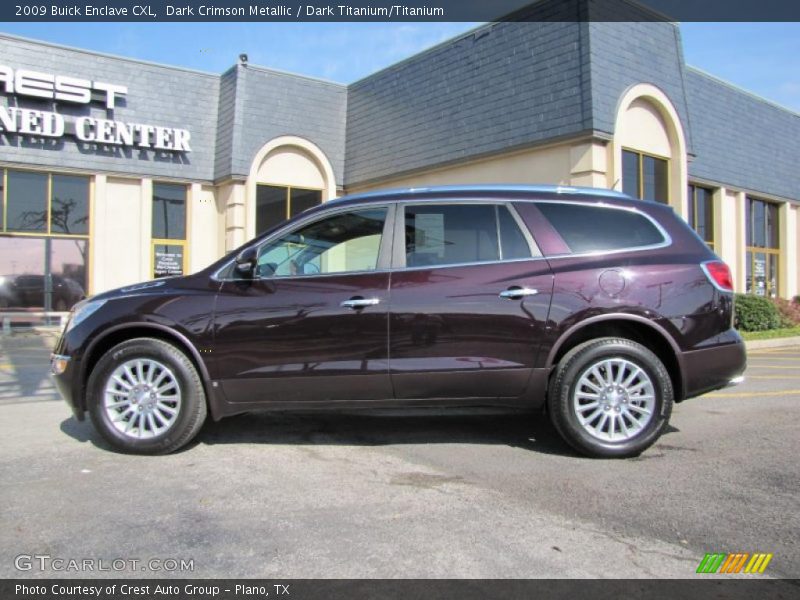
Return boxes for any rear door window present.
[536,203,665,254]
[403,203,535,268]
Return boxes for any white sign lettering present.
[0,64,126,108]
[0,64,191,152]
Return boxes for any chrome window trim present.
[216,267,395,282]
[396,255,550,273]
[212,195,671,280]
[506,202,543,258]
[211,202,393,282]
[494,205,503,260]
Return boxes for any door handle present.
[499,287,539,300]
[341,297,381,309]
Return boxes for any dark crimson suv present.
[51,185,746,457]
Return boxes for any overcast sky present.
[2,22,798,112]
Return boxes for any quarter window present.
[255,208,387,277]
[403,204,533,268]
[622,149,669,204]
[536,203,664,254]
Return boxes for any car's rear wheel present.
[548,337,673,458]
[87,337,207,454]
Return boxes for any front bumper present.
[679,330,747,400]
[50,352,84,420]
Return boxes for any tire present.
[87,337,207,454]
[548,337,673,458]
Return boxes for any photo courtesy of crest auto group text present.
[0,0,798,597]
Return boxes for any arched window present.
[247,136,336,239]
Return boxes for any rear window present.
[536,203,665,254]
[404,204,534,268]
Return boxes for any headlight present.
[66,299,107,332]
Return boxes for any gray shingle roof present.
[685,67,800,200]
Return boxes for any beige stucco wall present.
[346,142,576,194]
[713,188,744,293]
[569,142,609,188]
[188,183,224,273]
[795,205,800,299]
[611,84,688,220]
[782,203,798,298]
[245,137,337,241]
[218,181,247,253]
[92,175,150,293]
[616,98,672,158]
[256,147,327,189]
[92,176,224,294]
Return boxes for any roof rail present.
[331,184,630,204]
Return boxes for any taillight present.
[702,260,733,292]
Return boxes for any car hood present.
[88,277,182,302]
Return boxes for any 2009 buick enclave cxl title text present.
[50,185,746,458]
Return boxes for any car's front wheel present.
[87,337,207,454]
[548,337,673,458]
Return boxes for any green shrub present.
[734,294,782,331]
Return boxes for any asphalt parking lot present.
[0,333,798,579]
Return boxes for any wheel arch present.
[80,323,220,418]
[546,314,684,401]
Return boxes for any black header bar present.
[2,579,798,600]
[3,0,800,23]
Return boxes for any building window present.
[622,149,669,204]
[0,169,90,311]
[256,184,322,235]
[152,183,187,278]
[745,196,780,297]
[688,184,715,249]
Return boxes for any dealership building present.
[1,7,799,309]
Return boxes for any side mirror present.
[234,247,258,278]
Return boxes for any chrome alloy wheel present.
[103,358,182,439]
[572,357,656,442]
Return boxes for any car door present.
[388,200,554,400]
[212,204,394,405]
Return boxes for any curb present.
[745,336,800,351]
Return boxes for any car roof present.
[326,184,642,207]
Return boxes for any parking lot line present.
[747,374,800,379]
[740,365,800,370]
[706,389,800,398]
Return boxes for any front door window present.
[255,208,387,278]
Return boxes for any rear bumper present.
[679,329,747,400]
